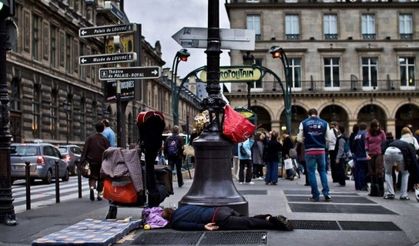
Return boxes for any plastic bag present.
[222,105,256,143]
[103,178,138,204]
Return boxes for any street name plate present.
[199,66,262,82]
[79,52,137,65]
[99,66,161,80]
[79,23,136,38]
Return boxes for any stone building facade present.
[6,0,200,146]
[225,0,419,137]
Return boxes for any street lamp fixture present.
[269,46,292,134]
[242,51,255,109]
[171,49,190,126]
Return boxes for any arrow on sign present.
[172,27,255,50]
[79,53,137,65]
[98,66,161,80]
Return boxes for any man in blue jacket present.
[163,204,293,231]
[297,108,333,202]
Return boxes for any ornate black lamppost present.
[0,0,16,226]
[179,0,248,215]
[270,46,292,134]
[171,49,190,126]
[243,51,255,109]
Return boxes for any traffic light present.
[0,0,13,19]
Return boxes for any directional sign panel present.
[79,52,137,65]
[199,66,262,82]
[79,23,136,38]
[99,66,161,81]
[172,27,255,50]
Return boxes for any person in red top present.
[365,119,386,197]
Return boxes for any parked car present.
[58,145,82,175]
[10,143,69,184]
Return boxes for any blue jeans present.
[305,153,330,200]
[265,161,279,184]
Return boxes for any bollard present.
[55,161,60,203]
[76,160,82,198]
[25,161,31,210]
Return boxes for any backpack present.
[336,136,351,162]
[167,137,179,158]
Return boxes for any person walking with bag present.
[251,132,265,180]
[164,125,184,188]
[297,108,333,202]
[335,125,349,187]
[80,121,110,201]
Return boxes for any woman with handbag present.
[80,121,110,201]
[264,130,283,185]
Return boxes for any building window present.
[399,14,413,40]
[50,90,58,138]
[246,0,260,2]
[32,85,41,138]
[361,14,375,40]
[399,57,415,88]
[289,58,302,89]
[59,32,65,67]
[42,22,49,61]
[23,11,30,52]
[285,15,300,40]
[65,34,72,73]
[323,14,337,40]
[250,58,263,90]
[32,14,41,61]
[10,77,21,111]
[246,15,261,40]
[324,58,340,88]
[51,26,57,67]
[361,57,378,88]
[73,40,79,74]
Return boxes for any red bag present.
[103,178,138,204]
[222,105,256,143]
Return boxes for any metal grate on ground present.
[288,203,397,214]
[199,231,267,245]
[290,220,340,230]
[339,221,402,231]
[284,190,359,196]
[131,231,203,245]
[238,190,268,195]
[286,195,376,204]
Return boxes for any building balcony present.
[400,33,413,40]
[226,79,417,97]
[324,34,338,40]
[285,34,300,40]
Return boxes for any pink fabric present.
[365,130,386,155]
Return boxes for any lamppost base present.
[179,131,248,215]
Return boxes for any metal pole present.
[247,81,251,109]
[25,161,31,210]
[116,81,122,147]
[0,16,16,226]
[55,161,60,203]
[76,161,82,198]
[173,58,180,126]
[179,0,248,215]
[280,51,292,135]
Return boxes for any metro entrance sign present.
[99,66,161,81]
[199,66,262,82]
[79,52,136,65]
[79,23,136,38]
[172,27,255,50]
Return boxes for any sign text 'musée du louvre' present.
[199,66,262,83]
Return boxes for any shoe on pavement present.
[399,196,410,200]
[239,182,244,184]
[325,195,332,202]
[308,197,319,202]
[383,194,395,200]
[246,181,255,184]
[269,215,294,231]
[90,189,95,201]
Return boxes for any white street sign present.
[79,23,136,38]
[99,66,161,81]
[79,52,137,65]
[172,27,255,50]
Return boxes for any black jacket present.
[388,140,419,182]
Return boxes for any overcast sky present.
[124,0,231,77]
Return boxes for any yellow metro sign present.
[199,66,262,82]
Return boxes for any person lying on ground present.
[160,204,294,231]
